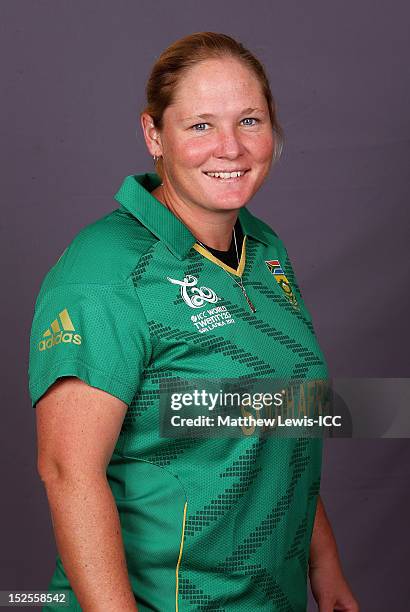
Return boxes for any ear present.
[140,112,163,158]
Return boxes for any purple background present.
[1,0,409,609]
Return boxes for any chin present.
[208,194,249,211]
[215,185,252,203]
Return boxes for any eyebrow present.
[181,107,265,122]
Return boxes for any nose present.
[214,126,245,159]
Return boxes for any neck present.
[151,182,238,251]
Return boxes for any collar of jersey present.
[114,173,271,260]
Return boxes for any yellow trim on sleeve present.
[176,501,188,611]
[192,235,247,277]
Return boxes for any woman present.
[29,32,359,611]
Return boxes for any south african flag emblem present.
[265,260,298,308]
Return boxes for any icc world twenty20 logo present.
[167,275,219,309]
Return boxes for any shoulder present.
[39,207,157,293]
[240,206,286,249]
[253,214,279,241]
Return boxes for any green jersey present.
[29,173,328,611]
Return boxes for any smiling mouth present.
[202,169,250,180]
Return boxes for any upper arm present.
[36,377,128,480]
[29,262,151,479]
[28,279,151,409]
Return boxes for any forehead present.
[170,57,266,115]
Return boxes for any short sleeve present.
[28,276,151,408]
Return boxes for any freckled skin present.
[141,58,275,241]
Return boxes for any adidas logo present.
[38,308,82,351]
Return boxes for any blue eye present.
[241,117,259,126]
[192,123,209,131]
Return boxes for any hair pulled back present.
[142,32,284,176]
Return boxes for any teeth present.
[205,171,246,179]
